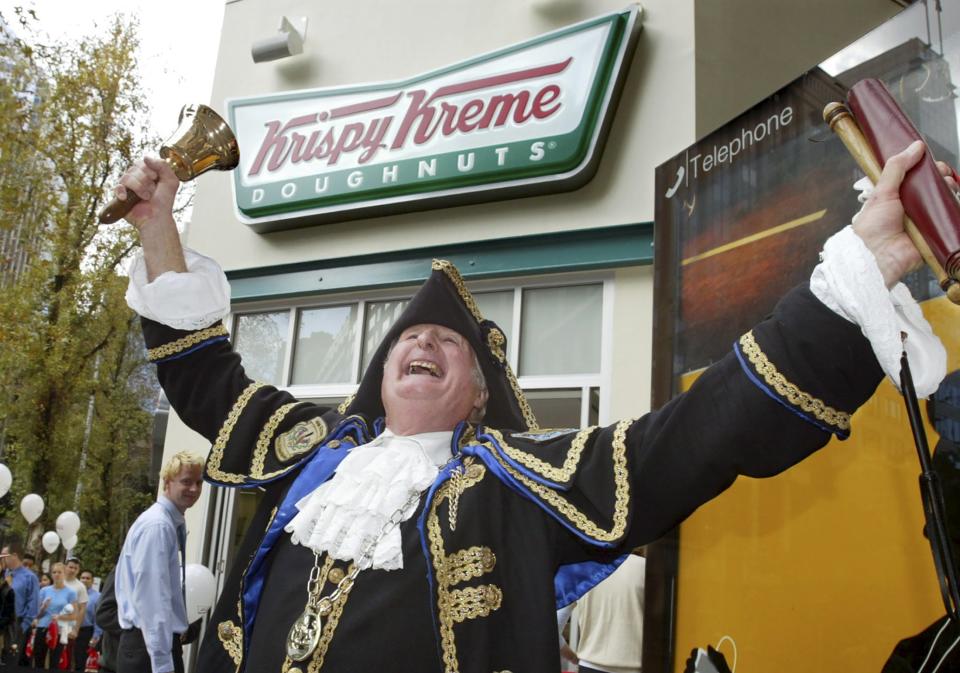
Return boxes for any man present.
[558,552,646,673]
[116,140,951,672]
[22,554,36,574]
[114,452,203,673]
[63,558,88,665]
[2,540,39,666]
[74,569,100,671]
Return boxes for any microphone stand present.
[900,348,960,622]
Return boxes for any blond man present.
[114,452,203,673]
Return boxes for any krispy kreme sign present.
[228,5,643,232]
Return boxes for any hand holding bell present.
[99,103,240,224]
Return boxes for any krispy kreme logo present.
[228,5,643,232]
[248,59,568,174]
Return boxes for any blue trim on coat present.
[240,418,370,656]
[458,442,619,549]
[733,340,848,440]
[555,554,628,609]
[475,426,570,491]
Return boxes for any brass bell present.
[98,103,240,224]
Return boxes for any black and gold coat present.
[141,285,882,673]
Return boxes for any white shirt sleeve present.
[125,247,231,330]
[810,225,946,398]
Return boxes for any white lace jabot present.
[284,429,454,571]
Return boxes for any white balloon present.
[184,564,216,622]
[41,531,60,554]
[62,534,78,551]
[20,494,43,524]
[0,464,11,498]
[55,511,81,539]
[59,603,73,615]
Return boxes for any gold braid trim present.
[207,382,267,484]
[147,323,228,362]
[431,259,539,431]
[739,331,851,432]
[449,585,502,623]
[336,394,355,415]
[485,426,598,483]
[217,620,243,670]
[483,419,634,542]
[428,459,491,673]
[251,402,302,480]
[432,260,484,322]
[443,546,496,587]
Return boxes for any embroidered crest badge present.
[509,428,578,443]
[275,417,327,461]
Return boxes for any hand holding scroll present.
[853,141,960,288]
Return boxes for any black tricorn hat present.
[342,260,537,432]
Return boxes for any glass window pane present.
[291,305,359,385]
[362,299,409,372]
[234,311,290,386]
[474,290,514,348]
[525,389,582,428]
[519,285,602,376]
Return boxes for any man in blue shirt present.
[2,540,39,666]
[115,451,203,673]
[74,568,100,671]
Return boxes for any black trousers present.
[30,626,67,670]
[117,628,183,673]
[74,625,94,671]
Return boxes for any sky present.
[0,0,226,140]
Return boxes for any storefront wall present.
[160,0,912,669]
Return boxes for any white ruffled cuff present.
[284,437,440,571]
[125,247,231,330]
[810,225,946,397]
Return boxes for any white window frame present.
[228,270,615,427]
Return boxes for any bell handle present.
[98,191,142,224]
[98,156,179,225]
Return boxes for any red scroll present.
[847,78,960,287]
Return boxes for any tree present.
[0,12,162,573]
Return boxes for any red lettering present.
[247,114,318,176]
[478,92,532,130]
[457,99,485,133]
[391,89,435,150]
[532,85,561,119]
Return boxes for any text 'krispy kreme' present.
[248,59,570,175]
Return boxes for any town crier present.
[117,138,948,672]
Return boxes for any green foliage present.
[0,13,162,574]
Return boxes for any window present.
[230,274,611,428]
[290,304,358,385]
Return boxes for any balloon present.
[41,531,60,554]
[0,464,11,498]
[62,534,77,552]
[59,603,73,615]
[55,511,80,539]
[184,564,216,622]
[20,494,43,524]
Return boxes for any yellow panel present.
[672,296,957,673]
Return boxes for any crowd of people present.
[0,542,107,671]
